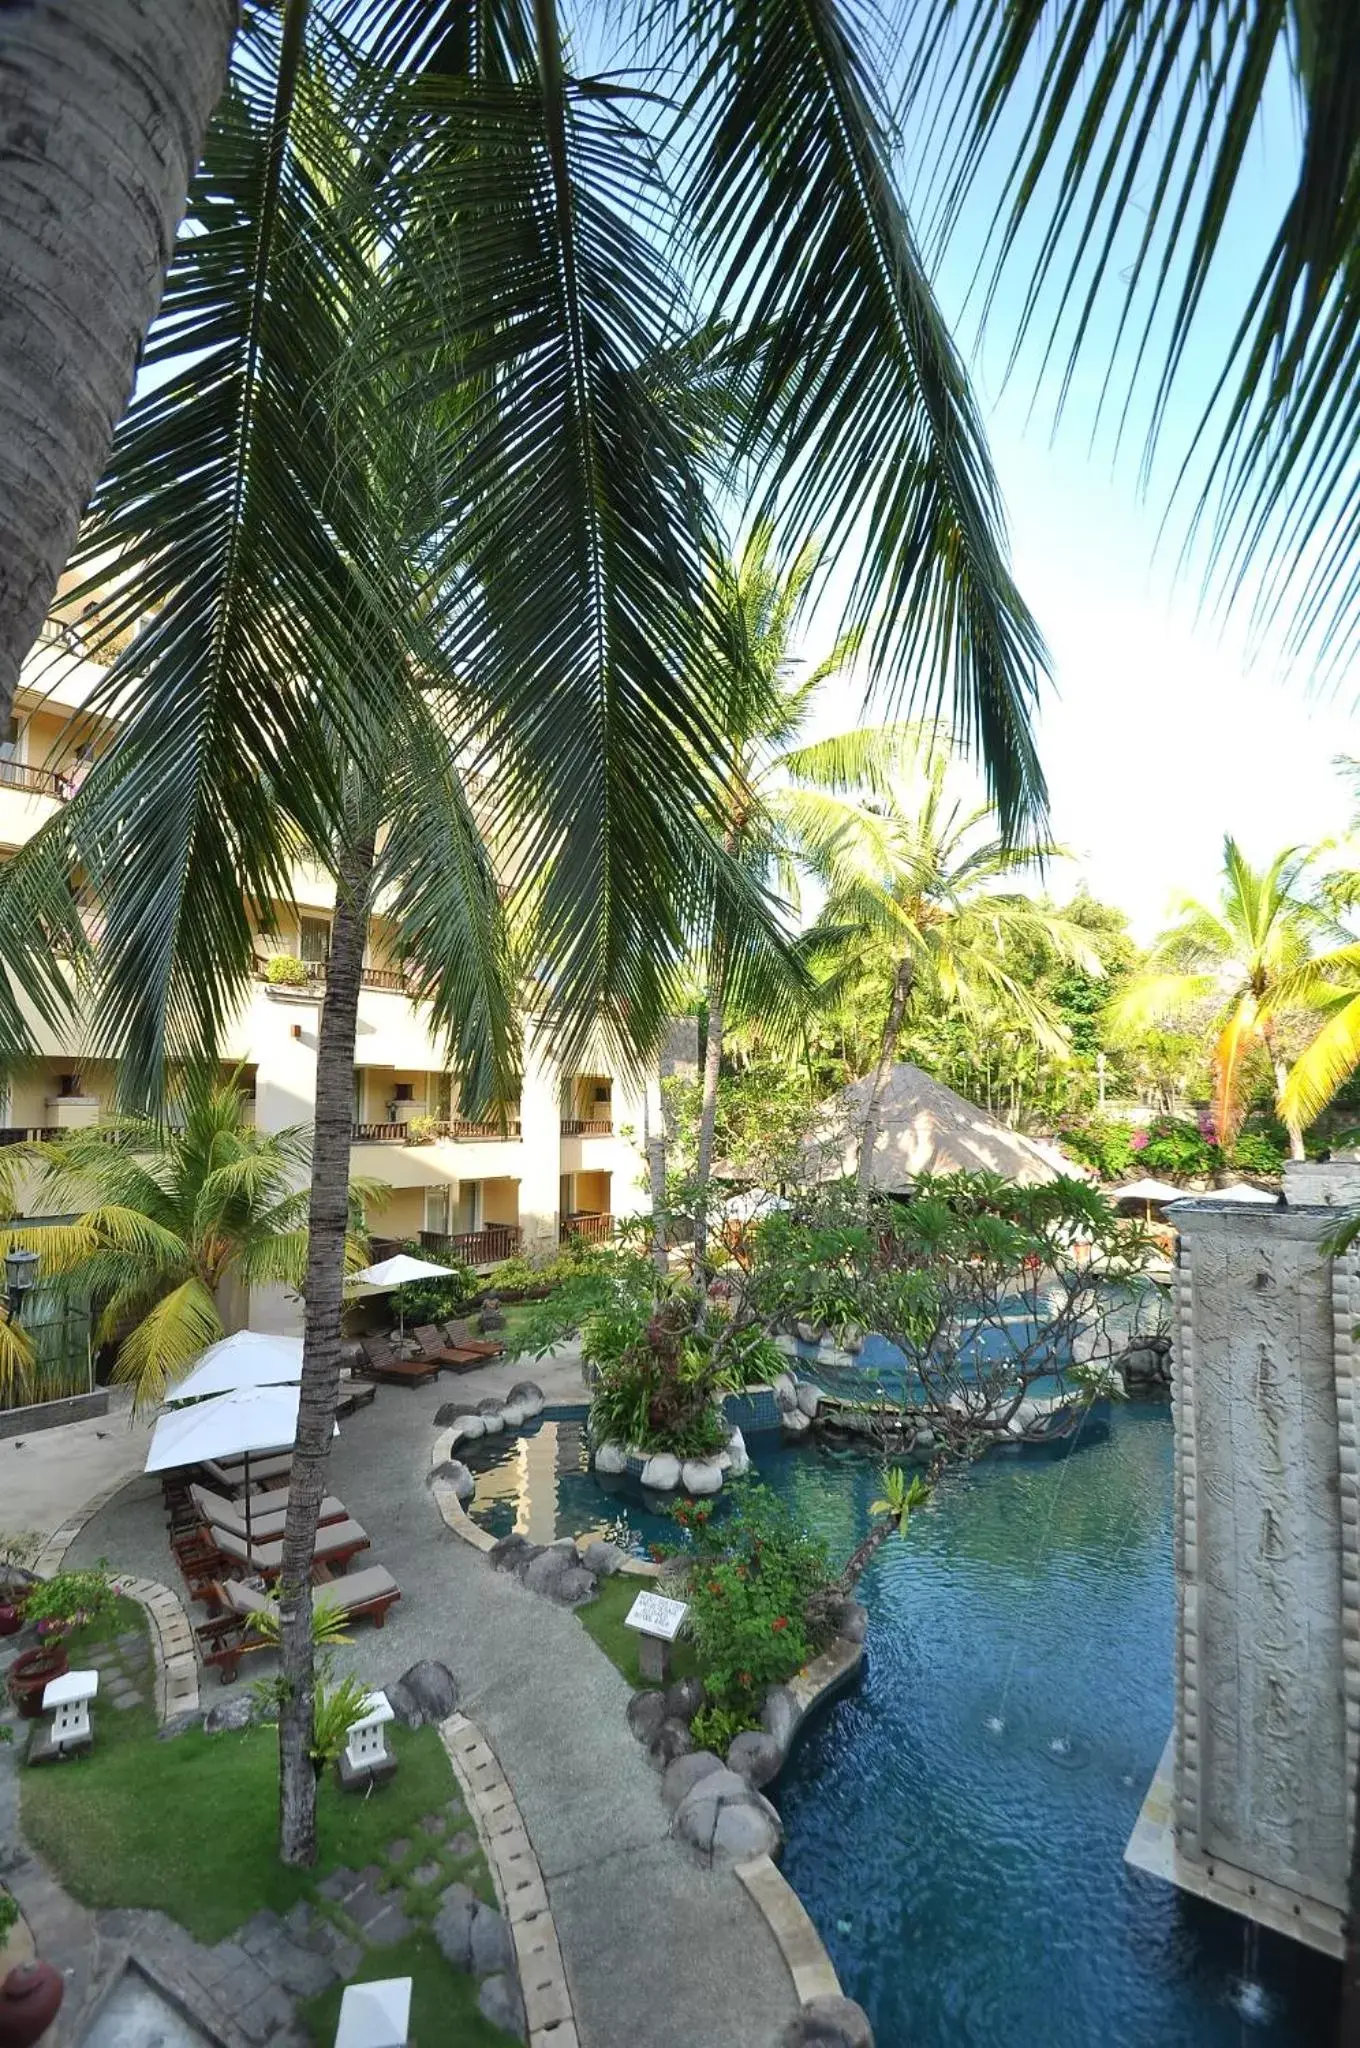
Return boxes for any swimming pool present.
[462,1405,1338,2042]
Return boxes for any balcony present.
[0,760,69,799]
[419,1225,522,1267]
[351,1117,522,1144]
[0,1127,58,1146]
[256,957,411,996]
[560,1213,613,1244]
[560,1118,613,1137]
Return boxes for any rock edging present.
[439,1710,579,2048]
[429,1425,664,1580]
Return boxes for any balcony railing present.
[560,1118,613,1137]
[256,957,411,995]
[560,1213,613,1244]
[420,1224,522,1267]
[0,759,68,799]
[0,1127,58,1146]
[351,1117,522,1145]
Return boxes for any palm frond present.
[112,1278,225,1410]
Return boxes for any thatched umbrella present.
[804,1062,1083,1193]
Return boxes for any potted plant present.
[0,1537,41,1640]
[7,1565,118,1717]
[263,952,307,987]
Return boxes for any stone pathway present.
[80,1626,151,1712]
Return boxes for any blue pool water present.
[465,1406,1339,2043]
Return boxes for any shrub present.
[1139,1116,1218,1177]
[1230,1129,1286,1175]
[584,1287,782,1456]
[23,1562,119,1636]
[670,1488,830,1721]
[263,953,307,986]
[0,1889,17,1941]
[1057,1118,1136,1181]
[388,1245,475,1322]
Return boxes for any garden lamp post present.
[5,1246,39,1323]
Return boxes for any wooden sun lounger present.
[442,1322,506,1359]
[184,1484,348,1545]
[195,1566,401,1682]
[201,1516,370,1582]
[357,1352,440,1388]
[202,1452,295,1493]
[336,1378,377,1417]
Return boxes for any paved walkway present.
[54,1355,800,2048]
[0,1388,152,1549]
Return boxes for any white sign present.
[624,1591,689,1641]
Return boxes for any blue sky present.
[799,49,1357,940]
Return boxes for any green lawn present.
[575,1572,700,1690]
[298,1931,511,2047]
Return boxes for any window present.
[0,716,18,762]
[299,915,330,964]
[394,1082,415,1103]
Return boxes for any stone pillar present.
[1136,1189,1360,1954]
[518,1028,561,1259]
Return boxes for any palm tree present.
[689,528,869,1265]
[792,734,1096,1192]
[1112,839,1339,1158]
[0,0,1053,1869]
[7,1078,372,1409]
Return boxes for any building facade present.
[2,638,662,1334]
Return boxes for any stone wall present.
[1135,1176,1360,1953]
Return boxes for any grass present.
[23,1677,463,1944]
[575,1571,700,1691]
[298,1931,511,2045]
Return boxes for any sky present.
[797,51,1359,942]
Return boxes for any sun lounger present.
[336,1377,377,1417]
[441,1321,505,1358]
[204,1516,370,1580]
[202,1452,295,1492]
[195,1565,401,1682]
[357,1338,440,1388]
[185,1485,347,1545]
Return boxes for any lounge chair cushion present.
[316,1565,400,1616]
[209,1517,368,1572]
[190,1485,345,1544]
[202,1453,294,1491]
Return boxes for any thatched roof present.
[804,1062,1082,1191]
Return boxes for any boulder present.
[727,1729,784,1788]
[580,1539,627,1577]
[647,1716,695,1770]
[840,1323,865,1354]
[203,1695,255,1736]
[507,1381,545,1418]
[681,1458,724,1496]
[640,1452,681,1491]
[626,1691,668,1745]
[387,1660,459,1729]
[661,1674,706,1723]
[795,1382,822,1419]
[430,1459,475,1505]
[793,1320,822,1346]
[761,1684,799,1751]
[546,1565,597,1609]
[779,1995,875,2047]
[500,1403,527,1428]
[475,1398,505,1428]
[773,1372,799,1411]
[478,1974,527,2042]
[450,1414,485,1444]
[489,1534,537,1574]
[432,1882,478,1970]
[592,1442,628,1476]
[661,1748,724,1813]
[782,1409,812,1438]
[156,1709,200,1743]
[522,1546,575,1596]
[469,1903,515,1979]
[671,1768,783,1865]
[434,1398,479,1426]
[823,1597,869,1645]
[725,1427,750,1478]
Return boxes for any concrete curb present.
[440,1710,579,2048]
[735,1855,842,2005]
[114,1571,200,1724]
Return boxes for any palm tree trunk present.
[0,0,237,714]
[692,933,729,1277]
[856,955,915,1197]
[643,1066,668,1277]
[276,831,374,1867]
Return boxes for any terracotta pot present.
[0,1962,64,2047]
[6,1644,67,1720]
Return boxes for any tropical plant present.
[8,1079,373,1409]
[1058,1119,1137,1183]
[584,1285,784,1458]
[22,1563,119,1637]
[794,733,1099,1189]
[837,1468,932,1593]
[1110,839,1339,1155]
[671,1486,830,1728]
[263,954,308,987]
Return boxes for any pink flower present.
[1131,1131,1149,1151]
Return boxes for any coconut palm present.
[1112,839,1341,1157]
[5,1079,373,1409]
[689,528,878,1264]
[793,734,1097,1191]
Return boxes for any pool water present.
[464,1406,1339,2043]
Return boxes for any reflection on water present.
[463,1405,1339,2046]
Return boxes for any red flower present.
[772,1615,789,1633]
[708,1579,722,1595]
[739,1671,753,1687]
[648,1545,665,1561]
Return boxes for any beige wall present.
[366,1187,425,1242]
[481,1177,520,1226]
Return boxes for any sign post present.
[623,1590,689,1683]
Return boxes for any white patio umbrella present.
[165,1331,303,1404]
[145,1381,332,1548]
[348,1251,459,1335]
[1212,1181,1278,1204]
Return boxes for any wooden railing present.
[415,1118,522,1143]
[351,1117,522,1144]
[0,759,68,799]
[0,1127,58,1147]
[352,1122,407,1142]
[256,957,412,995]
[560,1118,613,1136]
[560,1213,613,1244]
[420,1225,522,1267]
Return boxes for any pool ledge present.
[736,1854,842,2005]
[430,1425,662,1576]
